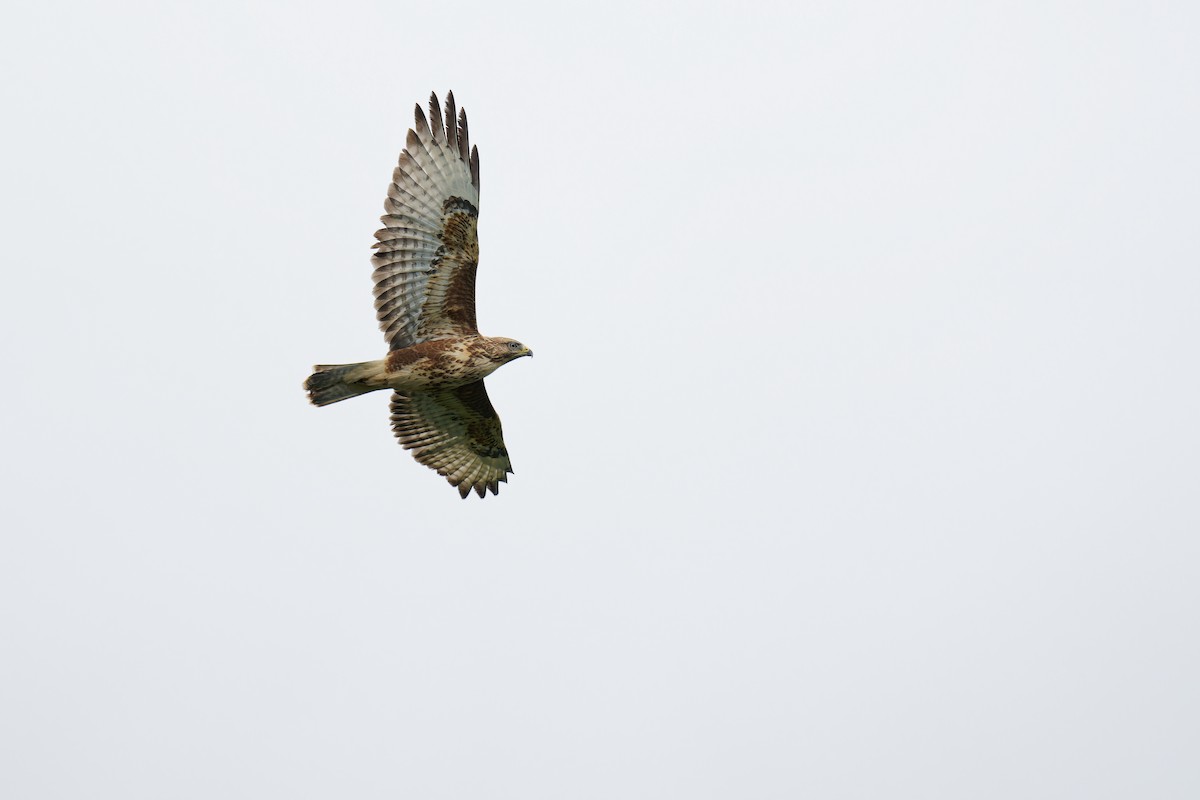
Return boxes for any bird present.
[304,91,532,499]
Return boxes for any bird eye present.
[509,342,521,350]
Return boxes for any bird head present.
[486,337,533,362]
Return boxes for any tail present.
[304,362,381,407]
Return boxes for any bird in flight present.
[305,91,531,498]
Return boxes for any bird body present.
[304,92,531,498]
[307,335,530,403]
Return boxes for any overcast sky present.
[3,1,1199,798]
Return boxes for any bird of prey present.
[304,91,531,498]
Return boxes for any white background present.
[3,1,1199,797]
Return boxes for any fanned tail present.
[304,363,380,406]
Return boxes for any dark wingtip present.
[445,91,459,154]
[457,108,470,162]
[428,92,444,140]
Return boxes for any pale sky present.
[3,1,1199,798]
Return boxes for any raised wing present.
[389,381,513,498]
[372,91,482,350]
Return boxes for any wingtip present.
[428,92,444,140]
[457,108,470,161]
[445,91,459,153]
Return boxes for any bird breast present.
[382,337,500,391]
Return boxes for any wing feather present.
[387,152,444,224]
[456,108,470,163]
[373,91,482,350]
[408,114,456,202]
[444,91,459,156]
[428,92,445,141]
[389,382,512,499]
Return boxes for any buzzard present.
[304,91,531,498]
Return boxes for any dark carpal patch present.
[443,196,478,217]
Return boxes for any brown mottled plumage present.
[304,92,531,499]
